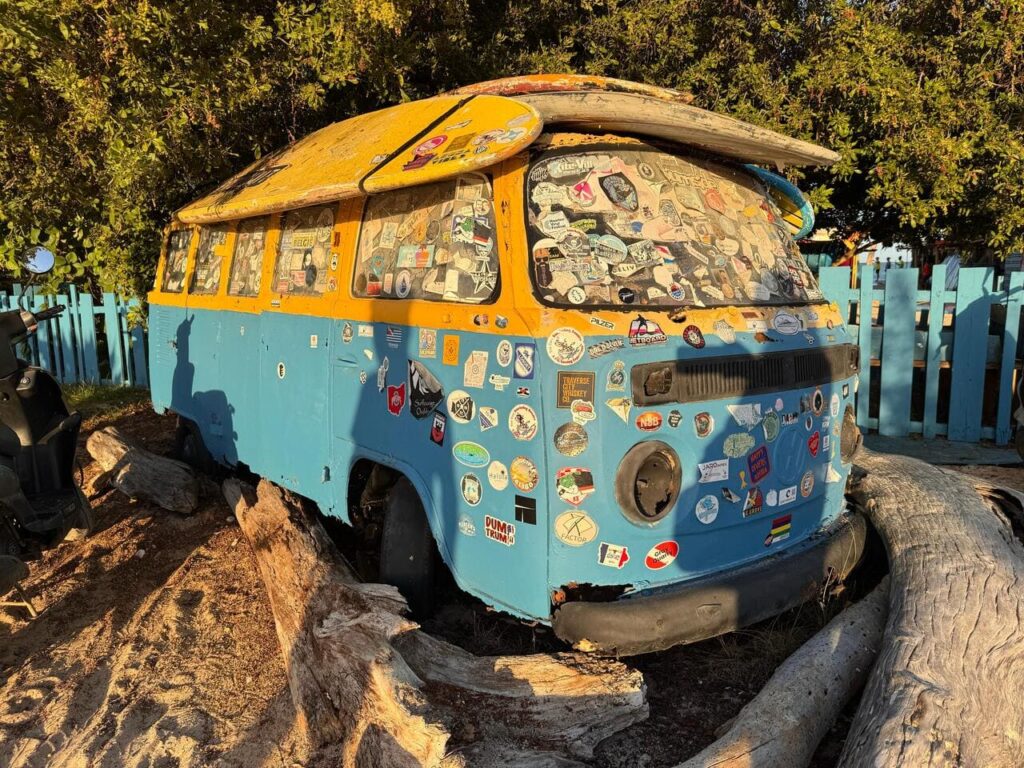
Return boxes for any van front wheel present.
[380,477,437,618]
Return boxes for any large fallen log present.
[675,577,889,768]
[86,426,199,514]
[222,478,647,768]
[839,449,1024,767]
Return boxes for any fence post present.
[128,298,149,388]
[77,292,101,383]
[102,292,126,385]
[818,267,853,321]
[923,265,947,438]
[55,290,76,382]
[879,269,918,437]
[856,269,873,429]
[948,267,993,442]
[995,271,1024,445]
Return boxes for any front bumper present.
[551,509,867,656]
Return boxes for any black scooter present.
[0,247,92,614]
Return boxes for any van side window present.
[161,228,193,293]
[353,173,498,304]
[273,205,335,295]
[228,216,268,297]
[189,224,229,295]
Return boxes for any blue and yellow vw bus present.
[149,75,864,655]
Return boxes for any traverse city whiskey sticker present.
[556,371,596,408]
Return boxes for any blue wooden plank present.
[818,267,853,323]
[948,267,994,442]
[31,295,51,373]
[77,292,101,383]
[995,271,1024,444]
[67,285,88,379]
[878,269,917,436]
[55,292,77,382]
[101,292,126,385]
[118,297,135,387]
[128,298,149,388]
[923,264,947,438]
[857,268,873,430]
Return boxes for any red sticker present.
[387,383,406,416]
[636,411,663,432]
[644,541,679,570]
[808,431,820,456]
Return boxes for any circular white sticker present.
[508,404,538,441]
[487,460,509,491]
[510,456,539,492]
[830,393,841,418]
[696,494,719,525]
[496,339,513,368]
[546,327,585,366]
[461,473,482,506]
[395,269,413,298]
[447,390,476,424]
[554,510,599,547]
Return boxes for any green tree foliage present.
[1,0,1022,294]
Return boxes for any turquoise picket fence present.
[819,265,1021,445]
[0,285,148,387]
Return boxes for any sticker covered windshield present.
[525,148,823,308]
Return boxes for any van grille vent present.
[631,344,859,406]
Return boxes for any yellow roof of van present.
[176,75,838,225]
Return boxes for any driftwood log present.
[222,478,647,768]
[676,577,888,768]
[838,449,1024,767]
[86,426,199,514]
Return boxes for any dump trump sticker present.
[485,515,516,546]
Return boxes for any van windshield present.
[525,146,824,309]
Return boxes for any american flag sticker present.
[386,326,403,347]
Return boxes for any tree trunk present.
[85,426,199,514]
[674,577,888,768]
[222,478,647,768]
[839,449,1024,767]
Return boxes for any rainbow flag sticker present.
[764,514,792,547]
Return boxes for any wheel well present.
[344,459,451,587]
[344,459,401,581]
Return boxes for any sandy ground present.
[1,398,1019,767]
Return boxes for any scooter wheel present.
[379,477,438,618]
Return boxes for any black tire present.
[380,477,437,617]
[174,417,217,475]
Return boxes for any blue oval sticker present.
[453,441,490,468]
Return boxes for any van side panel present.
[256,311,336,509]
[328,318,552,621]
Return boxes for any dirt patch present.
[1,400,907,766]
[0,402,311,767]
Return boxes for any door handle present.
[335,356,359,367]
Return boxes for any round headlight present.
[615,441,681,524]
[840,405,861,463]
